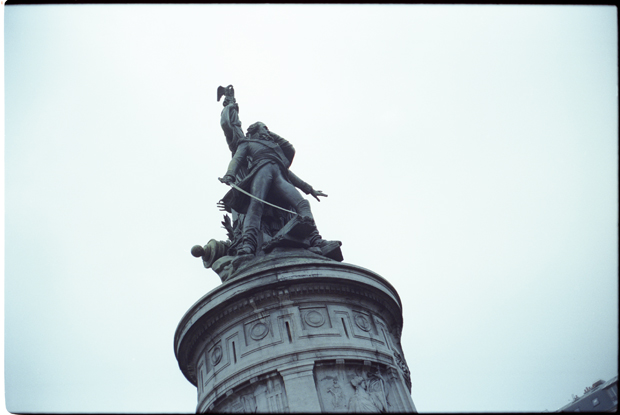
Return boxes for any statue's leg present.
[272,174,311,217]
[273,173,343,260]
[239,164,277,255]
[272,174,323,247]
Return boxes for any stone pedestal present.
[174,249,417,413]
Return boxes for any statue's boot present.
[292,199,343,261]
[237,226,259,256]
[307,231,343,261]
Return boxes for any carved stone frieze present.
[177,276,401,380]
[314,361,414,413]
[393,350,412,392]
[210,372,289,413]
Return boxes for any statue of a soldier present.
[191,85,342,282]
[217,85,341,259]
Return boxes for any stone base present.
[211,248,338,283]
[174,255,416,413]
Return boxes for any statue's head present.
[350,375,365,389]
[247,122,269,139]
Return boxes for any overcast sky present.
[3,4,618,413]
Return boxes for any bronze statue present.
[218,85,338,255]
[191,85,342,281]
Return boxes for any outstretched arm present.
[288,170,328,202]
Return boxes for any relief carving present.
[249,322,270,341]
[325,378,346,409]
[255,377,288,412]
[315,362,402,413]
[365,368,390,412]
[303,309,326,328]
[393,351,412,391]
[354,314,371,332]
[212,373,288,413]
[207,341,224,371]
[211,345,223,366]
[348,375,381,413]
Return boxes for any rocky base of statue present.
[192,214,343,283]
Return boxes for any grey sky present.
[3,4,618,413]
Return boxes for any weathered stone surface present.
[174,255,416,413]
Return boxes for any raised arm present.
[218,85,245,154]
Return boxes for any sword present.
[220,179,299,216]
